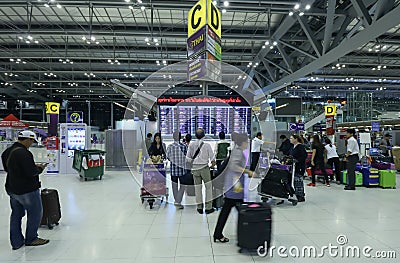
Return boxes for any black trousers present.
[347,154,359,188]
[213,197,243,239]
[250,152,260,171]
[311,161,329,184]
[327,157,341,181]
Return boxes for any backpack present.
[216,142,230,160]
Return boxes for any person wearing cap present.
[344,128,360,191]
[1,130,49,250]
[379,133,392,157]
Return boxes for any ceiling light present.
[213,1,217,5]
[141,6,145,11]
[299,12,304,16]
[223,1,229,7]
[289,11,294,16]
[305,4,311,10]
[57,4,62,8]
[137,0,142,3]
[90,36,96,41]
[294,3,300,10]
[270,46,273,49]
[368,48,372,52]
[44,3,49,7]
[262,45,266,49]
[145,38,149,42]
[27,35,33,40]
[153,38,158,43]
[222,9,227,13]
[273,41,277,46]
[125,0,131,2]
[265,41,270,45]
[82,36,86,40]
[129,5,133,9]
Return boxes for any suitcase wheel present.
[141,198,144,204]
[291,200,298,206]
[84,178,88,181]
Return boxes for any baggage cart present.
[140,161,169,209]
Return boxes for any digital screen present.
[67,127,86,151]
[160,105,250,136]
[275,98,302,116]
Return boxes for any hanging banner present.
[326,115,336,135]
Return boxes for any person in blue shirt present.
[213,133,254,243]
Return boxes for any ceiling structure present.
[0,0,399,105]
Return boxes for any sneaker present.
[326,183,331,187]
[344,186,355,190]
[25,238,49,247]
[197,209,204,214]
[307,183,316,187]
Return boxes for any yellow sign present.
[208,0,221,38]
[45,102,60,114]
[325,105,337,116]
[188,0,207,38]
[252,106,261,111]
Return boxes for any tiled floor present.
[0,170,399,262]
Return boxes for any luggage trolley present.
[140,161,169,209]
[258,158,298,206]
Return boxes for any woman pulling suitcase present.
[289,134,307,202]
[213,133,254,243]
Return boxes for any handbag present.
[186,142,204,170]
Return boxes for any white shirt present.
[186,139,215,165]
[347,137,360,155]
[251,137,263,153]
[325,144,339,159]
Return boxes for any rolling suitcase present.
[238,202,272,253]
[379,170,396,189]
[361,167,379,187]
[40,189,61,229]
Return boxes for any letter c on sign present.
[50,105,58,113]
[191,5,202,30]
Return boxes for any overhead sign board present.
[207,0,221,38]
[188,0,207,38]
[187,26,207,58]
[67,112,84,123]
[45,102,60,115]
[371,121,380,132]
[288,123,305,131]
[324,105,337,116]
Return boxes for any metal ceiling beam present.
[257,4,400,100]
[323,0,336,54]
[350,0,373,26]
[276,43,293,73]
[278,40,317,59]
[296,14,323,57]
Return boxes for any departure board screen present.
[160,105,250,136]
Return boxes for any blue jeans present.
[8,189,43,248]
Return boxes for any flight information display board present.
[160,105,251,136]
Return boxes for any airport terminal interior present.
[1,0,400,262]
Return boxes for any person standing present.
[214,131,230,171]
[144,133,153,154]
[308,135,330,187]
[1,131,49,250]
[186,128,216,214]
[250,132,274,171]
[278,135,293,156]
[289,134,307,202]
[213,133,254,243]
[324,138,341,184]
[379,133,392,157]
[166,131,187,209]
[148,133,166,162]
[344,129,360,190]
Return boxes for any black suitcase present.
[238,202,272,252]
[41,189,61,229]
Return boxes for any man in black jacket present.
[278,135,293,156]
[1,131,49,250]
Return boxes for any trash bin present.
[73,150,106,181]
